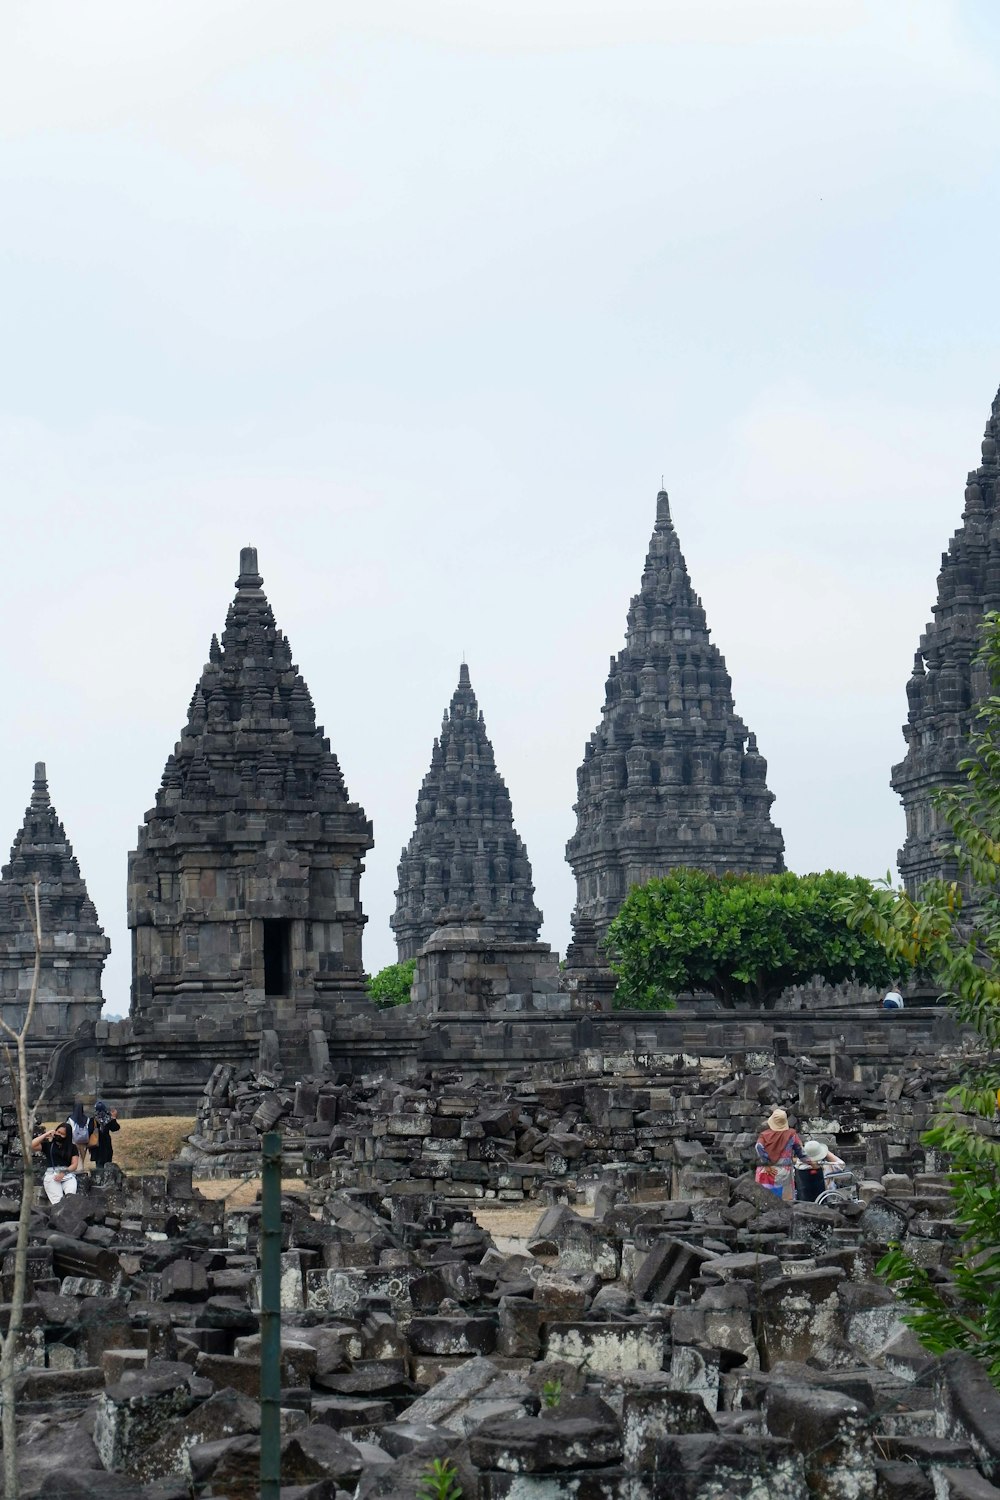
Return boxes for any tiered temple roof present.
[128,547,373,1038]
[892,385,1000,891]
[0,762,109,1035]
[566,489,784,946]
[392,664,542,960]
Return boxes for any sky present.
[1,1,998,1012]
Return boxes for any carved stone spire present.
[892,385,1000,891]
[0,762,109,1036]
[128,548,373,1042]
[566,489,784,946]
[391,664,542,960]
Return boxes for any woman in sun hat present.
[795,1139,846,1202]
[754,1108,807,1201]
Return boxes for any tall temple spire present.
[892,384,1000,891]
[128,547,373,1045]
[392,664,542,960]
[566,488,784,947]
[0,764,109,1037]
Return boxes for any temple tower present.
[566,489,784,950]
[892,386,1000,892]
[128,547,373,1045]
[392,664,542,960]
[0,763,109,1037]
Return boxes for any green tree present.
[367,959,416,1008]
[607,868,899,1010]
[845,611,1000,1385]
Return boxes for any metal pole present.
[260,1129,282,1500]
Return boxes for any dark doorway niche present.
[263,919,291,997]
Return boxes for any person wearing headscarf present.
[32,1121,81,1204]
[755,1108,807,1201]
[91,1100,120,1168]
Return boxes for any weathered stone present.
[655,1432,808,1499]
[469,1395,621,1473]
[94,1372,194,1477]
[765,1383,875,1500]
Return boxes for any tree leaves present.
[606,869,900,1010]
[850,611,1000,1387]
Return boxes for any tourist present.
[91,1100,120,1168]
[67,1101,93,1165]
[754,1108,806,1201]
[795,1140,846,1202]
[32,1121,81,1204]
[882,985,905,1010]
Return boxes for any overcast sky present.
[1,1,998,1011]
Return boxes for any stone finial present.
[459,662,471,688]
[236,546,263,590]
[31,762,49,809]
[656,489,671,528]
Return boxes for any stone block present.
[94,1372,193,1477]
[544,1322,667,1375]
[765,1383,875,1500]
[654,1433,808,1499]
[622,1385,716,1470]
[407,1315,497,1356]
[469,1395,621,1473]
[632,1236,716,1303]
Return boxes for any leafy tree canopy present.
[367,959,416,1008]
[846,612,1000,1384]
[607,868,900,1010]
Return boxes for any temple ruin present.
[127,546,373,1072]
[392,663,542,960]
[566,489,784,960]
[0,761,109,1039]
[893,386,1000,892]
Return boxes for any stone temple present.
[127,547,373,1067]
[392,664,542,960]
[893,386,1000,892]
[0,762,109,1039]
[566,489,784,956]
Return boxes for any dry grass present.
[112,1116,197,1174]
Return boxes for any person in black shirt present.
[31,1121,81,1204]
[91,1100,120,1168]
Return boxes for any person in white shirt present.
[882,986,904,1010]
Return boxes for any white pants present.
[43,1169,78,1205]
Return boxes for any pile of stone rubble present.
[3,1141,1000,1499]
[184,1039,973,1205]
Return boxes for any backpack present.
[69,1117,91,1147]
